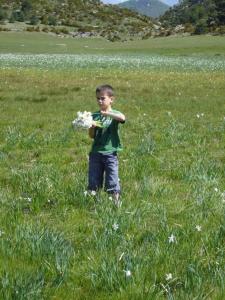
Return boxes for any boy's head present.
[96,84,115,110]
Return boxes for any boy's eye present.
[97,97,106,100]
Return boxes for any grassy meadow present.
[0,32,225,299]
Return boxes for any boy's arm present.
[88,127,95,139]
[88,121,98,139]
[101,111,125,123]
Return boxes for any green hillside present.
[0,0,158,41]
[119,0,169,18]
[160,0,225,34]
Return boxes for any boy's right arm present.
[88,121,97,139]
[89,127,95,139]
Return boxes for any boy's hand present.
[91,121,97,128]
[91,121,103,128]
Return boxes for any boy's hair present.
[96,84,114,97]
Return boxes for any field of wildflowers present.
[0,34,224,299]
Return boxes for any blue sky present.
[102,0,179,6]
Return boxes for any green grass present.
[0,34,224,299]
[0,32,225,56]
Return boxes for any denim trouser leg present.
[88,153,104,191]
[88,152,121,194]
[103,153,120,194]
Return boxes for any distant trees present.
[0,7,8,21]
[160,0,225,34]
[215,0,225,25]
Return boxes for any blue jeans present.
[88,152,120,194]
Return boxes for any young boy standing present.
[88,84,125,207]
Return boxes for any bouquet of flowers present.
[72,111,102,129]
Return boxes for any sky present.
[102,0,179,6]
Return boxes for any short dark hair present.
[96,84,114,97]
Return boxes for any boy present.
[88,84,125,207]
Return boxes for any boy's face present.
[96,92,113,111]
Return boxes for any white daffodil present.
[124,270,132,277]
[165,273,172,281]
[72,111,93,129]
[168,234,176,243]
[195,225,202,232]
[25,197,32,202]
[112,223,119,231]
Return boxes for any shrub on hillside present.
[184,23,195,33]
[11,10,25,22]
[0,7,8,21]
[26,26,40,32]
[60,27,69,34]
[42,27,49,33]
[29,15,39,25]
[48,15,57,26]
[194,19,208,34]
[0,26,10,31]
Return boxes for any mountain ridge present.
[119,0,169,18]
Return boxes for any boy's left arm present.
[101,111,125,123]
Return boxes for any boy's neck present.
[101,106,112,112]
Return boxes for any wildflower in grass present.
[214,187,219,192]
[124,270,132,277]
[221,191,225,203]
[112,223,119,231]
[196,114,200,118]
[25,197,32,202]
[84,190,88,197]
[119,252,124,261]
[165,273,172,281]
[167,111,172,116]
[168,234,176,243]
[109,196,113,201]
[90,190,96,196]
[195,225,202,232]
[0,230,4,237]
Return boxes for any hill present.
[160,0,225,34]
[119,0,169,18]
[0,0,162,41]
[160,0,178,6]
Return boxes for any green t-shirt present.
[91,109,125,154]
